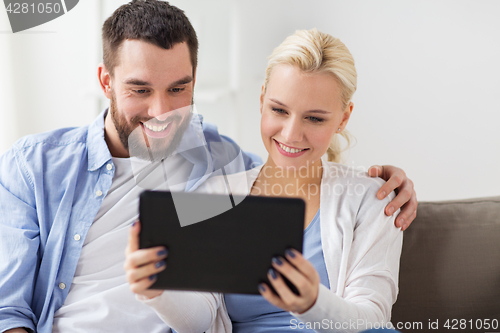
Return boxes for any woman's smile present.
[274,139,309,157]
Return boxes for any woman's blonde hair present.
[263,28,357,163]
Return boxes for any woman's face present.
[260,64,352,169]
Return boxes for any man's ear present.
[260,85,265,115]
[98,63,112,99]
[339,101,354,130]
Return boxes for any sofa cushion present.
[391,196,500,332]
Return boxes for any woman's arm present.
[260,183,403,332]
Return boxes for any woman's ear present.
[260,85,265,114]
[339,102,354,130]
[98,63,112,99]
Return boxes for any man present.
[0,1,417,332]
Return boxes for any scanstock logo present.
[3,0,79,33]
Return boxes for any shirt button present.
[106,164,113,171]
[74,234,81,241]
[96,190,103,197]
[59,282,66,290]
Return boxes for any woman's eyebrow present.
[270,98,330,114]
[269,98,287,107]
[306,109,330,114]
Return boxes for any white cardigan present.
[141,160,403,333]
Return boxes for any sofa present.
[391,196,500,332]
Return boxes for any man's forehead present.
[114,40,193,84]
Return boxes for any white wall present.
[1,0,499,201]
[0,0,103,153]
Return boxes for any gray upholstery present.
[391,196,500,332]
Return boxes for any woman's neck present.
[251,157,323,199]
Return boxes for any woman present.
[125,29,403,332]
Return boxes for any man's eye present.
[170,87,185,93]
[134,89,148,94]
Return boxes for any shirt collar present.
[87,109,112,172]
[175,113,214,191]
[85,109,213,184]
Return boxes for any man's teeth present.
[144,123,169,132]
[278,142,305,154]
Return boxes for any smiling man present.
[102,40,195,161]
[0,1,417,333]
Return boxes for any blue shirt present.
[225,209,329,332]
[0,110,261,333]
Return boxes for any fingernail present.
[379,191,386,199]
[155,260,166,268]
[149,274,157,281]
[272,257,283,266]
[157,249,168,257]
[268,268,278,280]
[258,283,266,292]
[388,206,395,215]
[285,249,296,258]
[398,218,404,228]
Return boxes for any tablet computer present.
[139,190,305,294]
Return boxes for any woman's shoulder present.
[322,161,385,190]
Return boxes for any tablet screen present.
[139,190,305,294]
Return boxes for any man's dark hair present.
[102,0,198,76]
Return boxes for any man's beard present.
[109,92,192,162]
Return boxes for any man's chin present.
[126,127,180,162]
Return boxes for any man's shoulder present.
[12,125,90,153]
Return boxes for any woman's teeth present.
[144,123,169,132]
[278,142,305,154]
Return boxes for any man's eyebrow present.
[168,75,193,88]
[269,98,331,114]
[122,75,193,88]
[123,78,150,86]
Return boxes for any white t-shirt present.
[52,155,192,332]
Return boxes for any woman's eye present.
[272,107,286,114]
[307,116,324,123]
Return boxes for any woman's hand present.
[258,249,319,314]
[368,164,418,231]
[124,221,168,299]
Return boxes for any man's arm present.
[368,165,418,231]
[4,328,30,333]
[0,147,39,333]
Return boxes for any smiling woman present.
[125,28,404,333]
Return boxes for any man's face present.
[103,40,195,160]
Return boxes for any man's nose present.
[281,118,303,143]
[148,95,171,120]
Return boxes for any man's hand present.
[368,165,417,231]
[4,329,29,333]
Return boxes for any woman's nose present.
[281,119,303,143]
